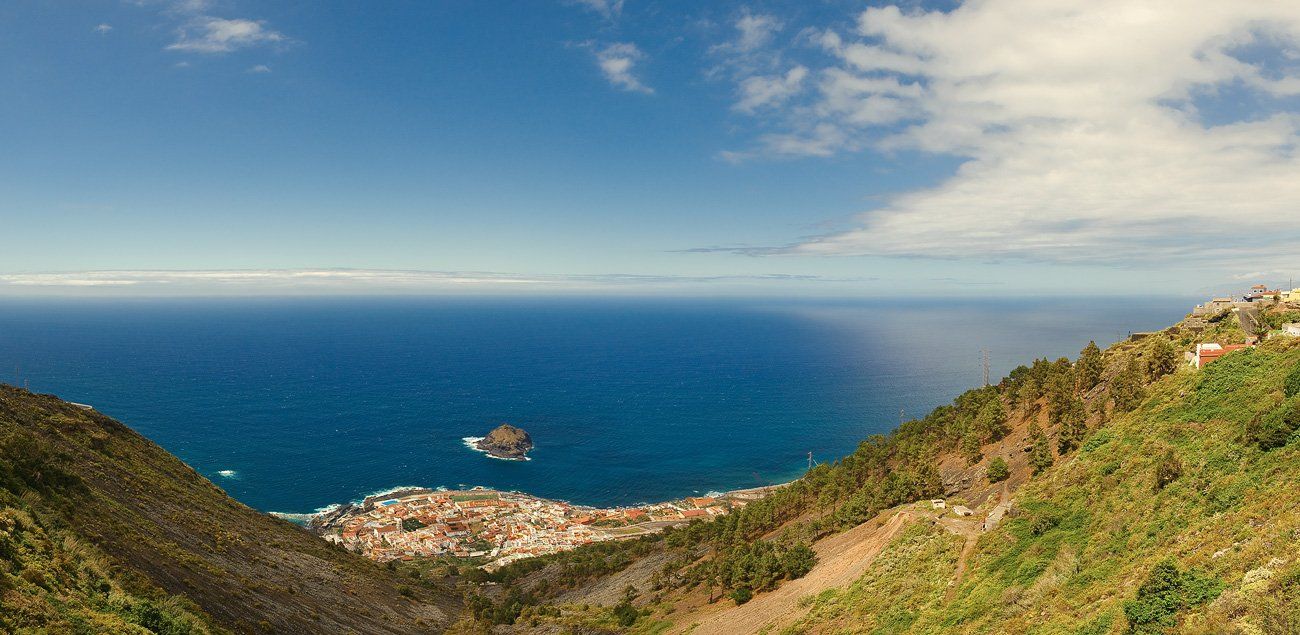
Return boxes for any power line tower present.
[982,349,990,387]
[807,451,815,471]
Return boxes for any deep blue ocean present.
[0,296,1190,513]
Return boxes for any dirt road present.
[675,510,914,635]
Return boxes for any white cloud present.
[733,13,781,53]
[573,0,624,20]
[708,12,784,73]
[94,23,113,35]
[732,1,1300,267]
[167,17,286,53]
[710,13,815,118]
[248,64,271,73]
[744,123,855,161]
[594,42,653,94]
[734,65,807,113]
[0,269,847,295]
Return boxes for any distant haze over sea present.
[0,296,1192,512]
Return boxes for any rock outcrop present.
[475,423,534,460]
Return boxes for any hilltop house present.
[1244,285,1282,302]
[1186,343,1253,369]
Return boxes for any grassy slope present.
[0,385,458,634]
[788,336,1300,634]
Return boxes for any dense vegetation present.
[853,330,1300,633]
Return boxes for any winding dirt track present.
[676,511,914,635]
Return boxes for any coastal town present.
[1179,283,1300,368]
[308,485,776,570]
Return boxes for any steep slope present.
[896,335,1300,633]
[677,327,1300,633]
[0,385,458,634]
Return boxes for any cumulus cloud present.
[573,0,624,21]
[167,16,286,53]
[247,64,271,73]
[94,24,113,35]
[734,65,808,113]
[731,1,1300,266]
[708,12,785,74]
[594,42,653,94]
[726,13,782,55]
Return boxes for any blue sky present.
[2,1,1299,296]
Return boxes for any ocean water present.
[0,296,1191,512]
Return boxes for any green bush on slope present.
[1123,559,1223,634]
[986,457,1010,483]
[1286,362,1300,398]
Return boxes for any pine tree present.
[975,398,1010,443]
[960,432,983,465]
[1111,356,1147,412]
[1147,338,1179,380]
[1018,377,1041,412]
[1077,341,1104,391]
[1046,372,1075,423]
[1092,395,1110,426]
[1057,394,1087,454]
[1028,422,1053,475]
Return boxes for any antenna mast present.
[982,349,990,387]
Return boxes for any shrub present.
[729,587,753,605]
[1285,363,1300,398]
[1123,559,1223,634]
[1247,399,1300,451]
[1154,451,1182,491]
[1253,565,1300,634]
[781,544,817,579]
[987,457,1010,483]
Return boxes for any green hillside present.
[790,336,1300,633]
[0,385,458,634]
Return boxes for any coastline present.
[292,479,795,568]
[273,476,796,520]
